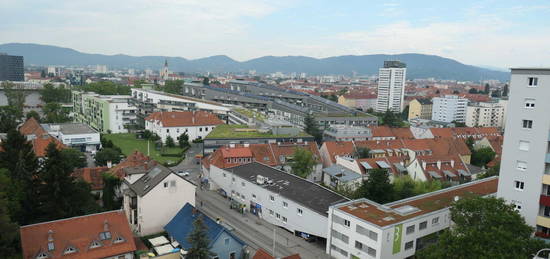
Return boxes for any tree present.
[42,102,70,123]
[401,105,409,120]
[465,136,475,151]
[468,88,479,94]
[94,148,122,166]
[26,110,41,122]
[502,84,509,97]
[354,147,371,159]
[102,173,122,210]
[303,113,322,143]
[451,120,466,127]
[2,81,26,118]
[60,148,87,169]
[381,110,404,127]
[290,148,316,178]
[165,136,175,148]
[417,196,545,259]
[40,83,72,103]
[76,81,131,95]
[40,70,46,78]
[479,164,500,179]
[355,169,394,203]
[392,176,416,200]
[187,215,214,259]
[0,170,19,255]
[484,83,490,94]
[321,94,338,102]
[202,77,210,86]
[452,90,459,94]
[0,106,21,133]
[471,147,496,167]
[163,80,184,94]
[179,133,190,148]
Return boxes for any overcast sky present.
[2,0,550,68]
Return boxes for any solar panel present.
[428,171,442,178]
[360,161,373,170]
[376,160,391,169]
[443,170,456,177]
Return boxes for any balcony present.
[543,175,550,185]
[546,153,550,164]
[537,216,550,228]
[541,195,550,207]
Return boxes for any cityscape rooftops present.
[205,124,311,139]
[226,162,349,215]
[335,176,498,227]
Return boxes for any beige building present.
[465,100,507,128]
[408,99,433,120]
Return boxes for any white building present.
[497,68,550,237]
[41,123,101,152]
[326,177,498,259]
[72,92,138,134]
[122,164,196,236]
[208,162,349,239]
[145,111,224,143]
[131,88,231,115]
[431,95,468,123]
[376,61,407,113]
[465,100,507,128]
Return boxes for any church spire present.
[164,59,168,67]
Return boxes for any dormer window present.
[113,236,126,244]
[36,252,48,259]
[63,246,77,254]
[47,242,54,251]
[90,241,102,249]
[99,231,112,240]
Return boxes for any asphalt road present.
[171,144,329,258]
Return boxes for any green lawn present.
[206,124,311,139]
[103,133,184,165]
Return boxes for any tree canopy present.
[187,216,214,259]
[42,102,71,123]
[355,169,394,203]
[417,196,546,259]
[471,147,496,167]
[94,148,123,166]
[303,113,322,143]
[40,83,72,103]
[290,147,317,178]
[76,81,132,95]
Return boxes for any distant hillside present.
[0,43,509,81]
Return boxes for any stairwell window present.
[522,120,533,129]
[515,181,525,191]
[528,77,539,87]
[525,98,535,108]
[517,161,527,171]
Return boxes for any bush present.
[95,148,123,166]
[165,136,175,148]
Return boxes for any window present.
[522,120,533,129]
[232,177,235,182]
[64,246,76,254]
[432,217,439,225]
[344,219,351,228]
[517,161,527,171]
[528,77,538,86]
[37,253,48,259]
[224,238,230,245]
[269,210,274,216]
[270,195,275,202]
[515,181,525,190]
[367,247,377,257]
[405,241,414,250]
[276,213,280,219]
[252,194,256,199]
[406,225,415,234]
[519,140,530,151]
[331,245,348,257]
[223,173,226,177]
[282,216,287,223]
[199,127,203,132]
[332,230,349,244]
[170,180,176,187]
[525,98,535,108]
[164,182,168,188]
[355,240,364,250]
[113,236,125,244]
[545,206,550,217]
[297,208,303,216]
[513,201,522,212]
[48,242,55,251]
[241,182,245,187]
[90,241,102,249]
[356,224,378,241]
[419,221,428,230]
[283,201,288,208]
[166,129,169,133]
[99,231,111,240]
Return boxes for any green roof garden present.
[205,124,311,139]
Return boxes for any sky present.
[1,0,550,68]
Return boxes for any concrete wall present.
[209,165,330,238]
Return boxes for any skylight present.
[394,205,421,215]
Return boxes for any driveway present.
[170,143,202,181]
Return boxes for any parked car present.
[177,170,190,177]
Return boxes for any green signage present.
[392,224,403,254]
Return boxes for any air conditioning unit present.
[256,175,265,185]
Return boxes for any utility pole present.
[147,139,150,156]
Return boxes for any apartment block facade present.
[465,100,507,128]
[431,95,468,123]
[376,61,407,113]
[0,53,24,81]
[497,68,550,238]
[73,91,137,133]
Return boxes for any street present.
[171,144,329,259]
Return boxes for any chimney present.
[107,161,112,168]
[450,160,455,168]
[104,220,109,231]
[48,230,54,242]
[436,160,441,170]
[422,161,427,170]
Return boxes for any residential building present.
[41,123,101,152]
[208,162,349,239]
[130,88,230,127]
[165,203,247,259]
[338,93,377,111]
[323,164,363,191]
[18,117,65,157]
[203,124,313,154]
[202,141,323,182]
[432,95,468,123]
[465,100,506,128]
[376,61,407,113]
[323,125,372,141]
[73,92,137,133]
[326,177,498,259]
[408,99,433,120]
[145,111,224,142]
[73,166,110,196]
[0,53,24,81]
[122,164,196,236]
[20,210,137,259]
[497,68,550,236]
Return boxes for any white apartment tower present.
[431,95,468,123]
[376,61,407,113]
[465,99,507,128]
[497,68,550,237]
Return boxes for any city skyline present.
[2,0,550,68]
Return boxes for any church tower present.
[160,59,169,80]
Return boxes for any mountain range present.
[0,43,509,81]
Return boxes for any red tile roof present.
[20,210,136,259]
[73,167,110,191]
[31,135,65,157]
[221,147,253,158]
[145,111,223,127]
[109,151,157,179]
[19,117,47,136]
